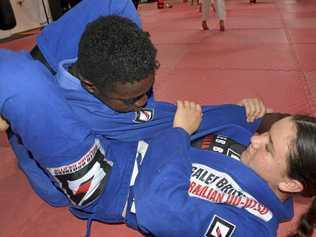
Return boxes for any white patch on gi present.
[67,161,106,206]
[129,140,149,214]
[205,215,235,237]
[134,108,154,123]
[47,139,112,206]
[189,163,273,221]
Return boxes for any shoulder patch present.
[205,215,235,237]
[134,108,154,123]
[47,139,112,206]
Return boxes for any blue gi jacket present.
[37,0,142,72]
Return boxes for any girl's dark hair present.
[288,198,316,237]
[77,15,158,92]
[287,115,316,237]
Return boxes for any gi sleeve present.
[0,53,112,207]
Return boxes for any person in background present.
[157,0,173,9]
[201,0,225,31]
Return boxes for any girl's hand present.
[237,98,272,123]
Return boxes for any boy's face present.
[97,73,155,113]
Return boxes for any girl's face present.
[241,117,297,193]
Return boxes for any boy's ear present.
[279,179,304,193]
[80,80,97,94]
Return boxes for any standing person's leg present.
[197,0,202,12]
[201,0,211,30]
[210,0,216,12]
[215,0,225,31]
[165,1,173,8]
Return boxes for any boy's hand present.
[173,100,202,135]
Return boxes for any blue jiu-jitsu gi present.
[37,0,141,72]
[0,53,293,236]
[0,50,71,206]
[0,49,136,222]
[3,0,141,206]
